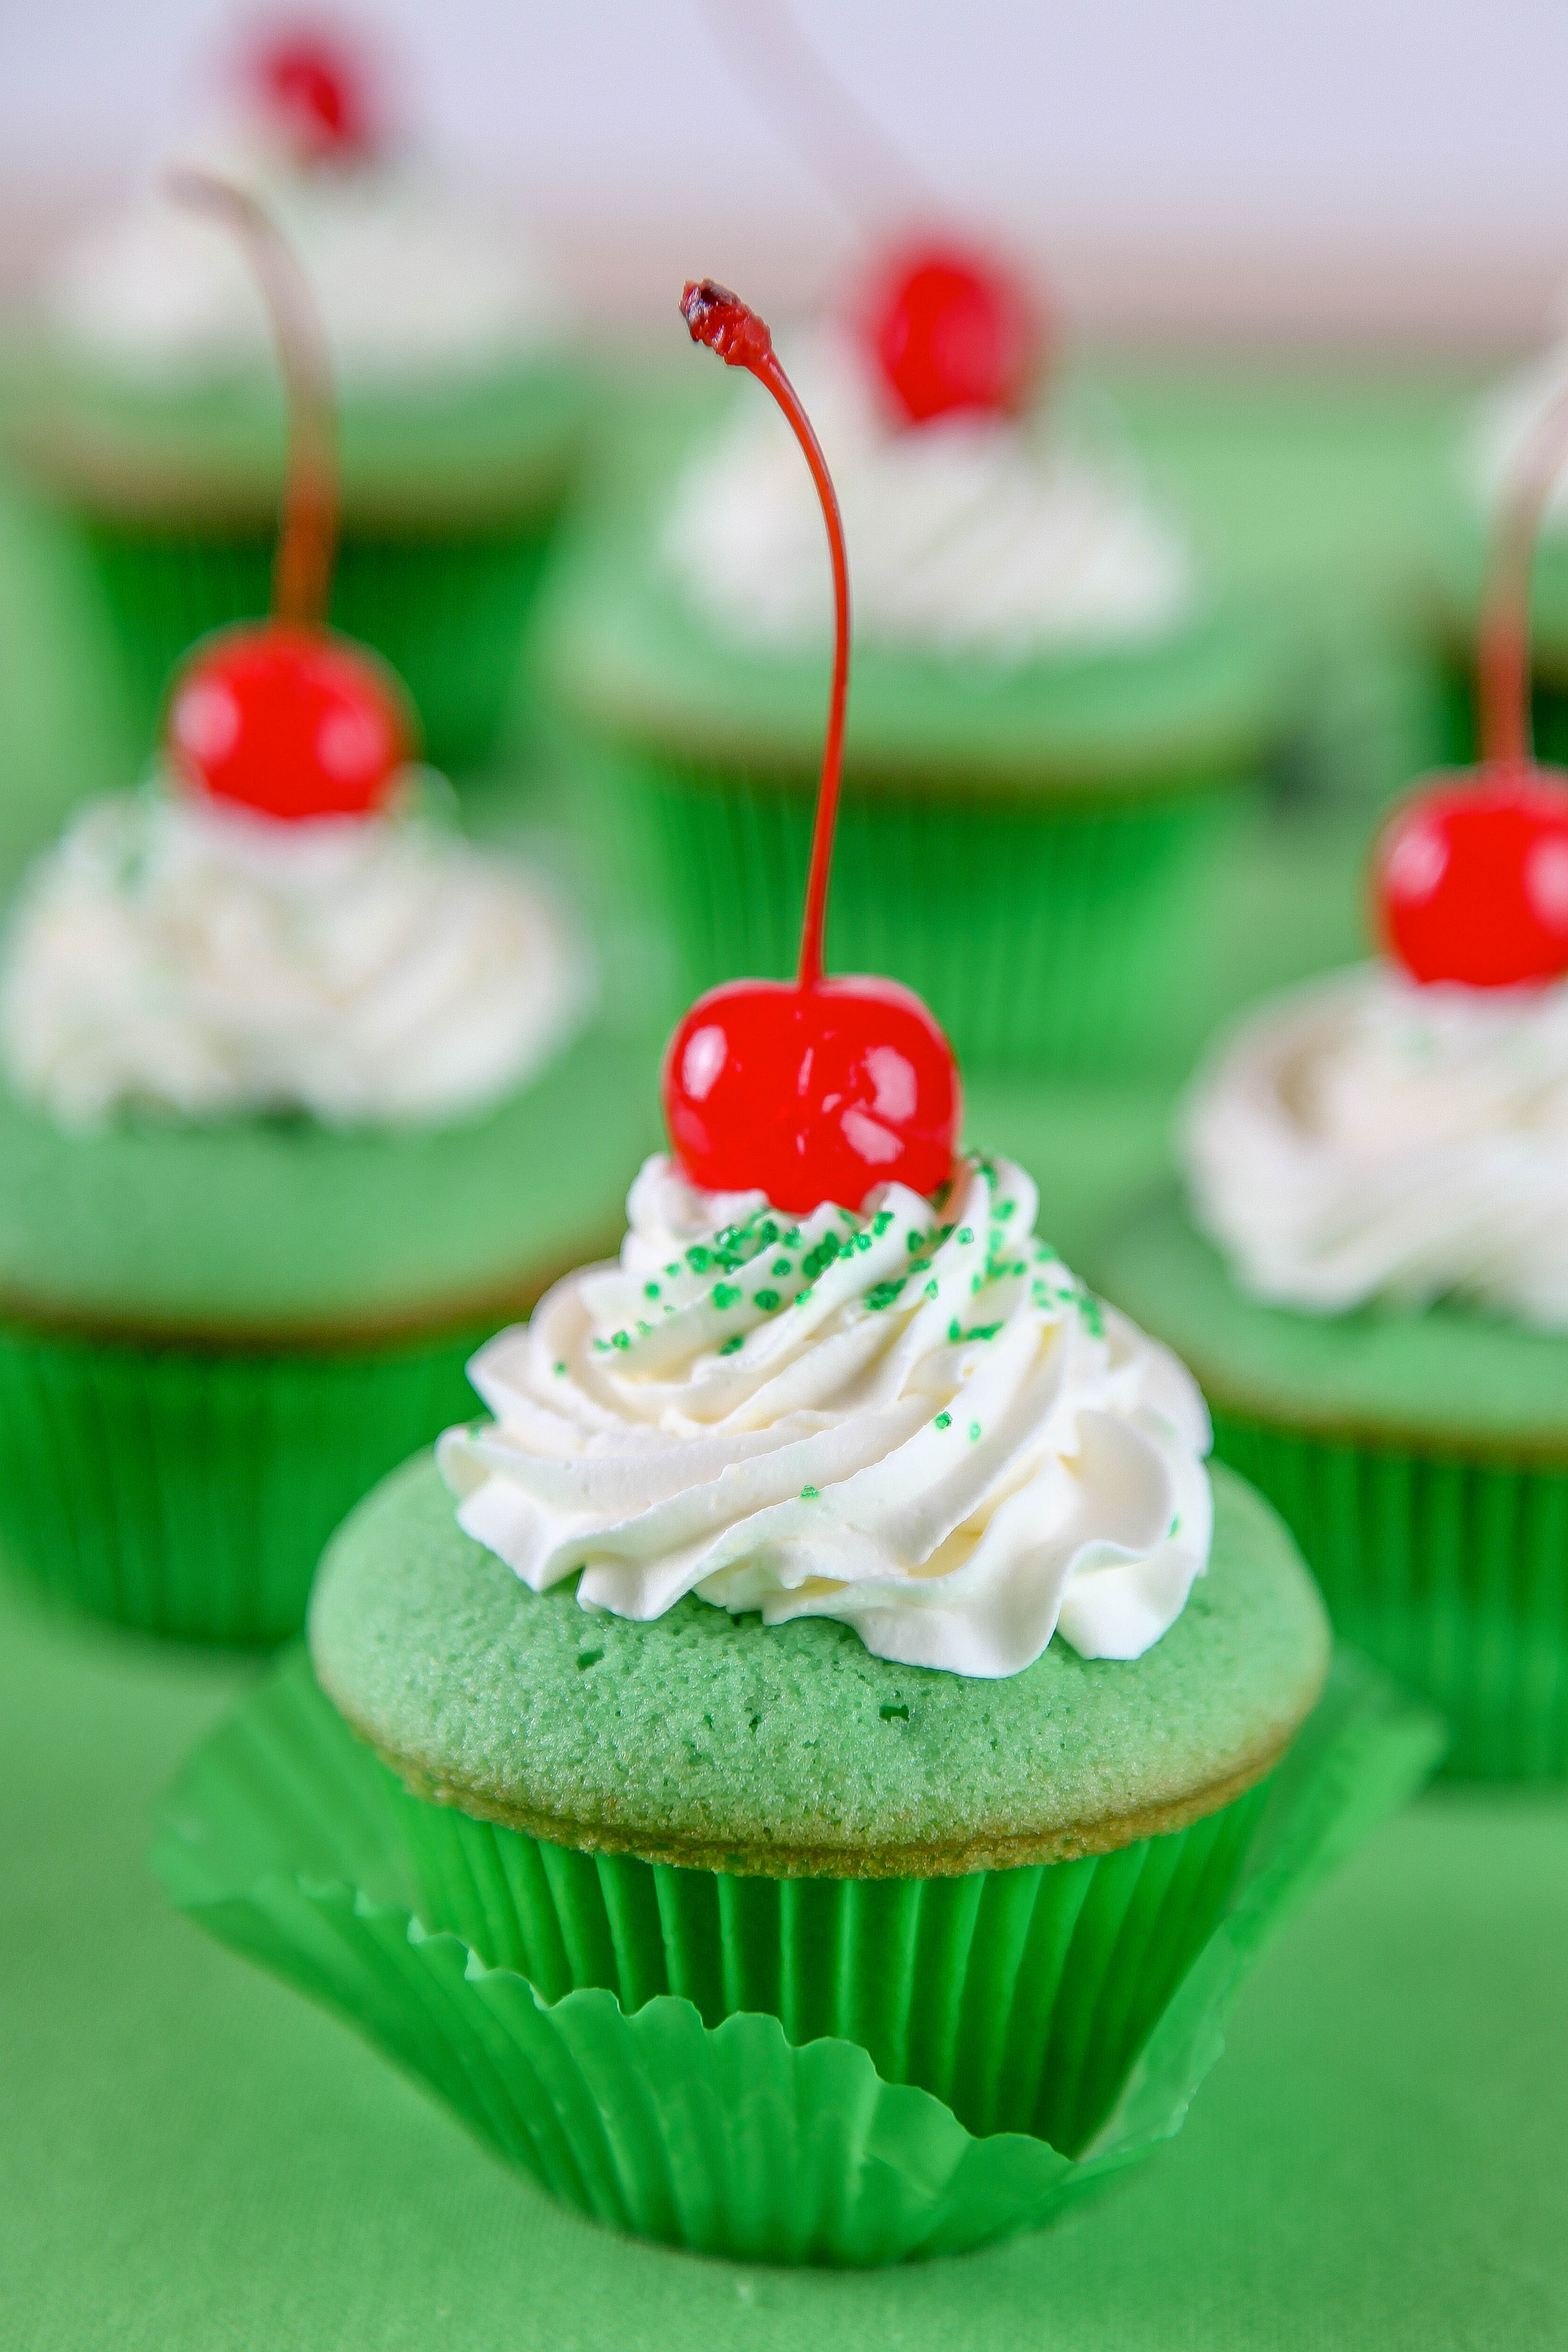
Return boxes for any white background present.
[4,0,1567,344]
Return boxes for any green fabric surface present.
[3,1566,1564,2344]
[311,1455,1328,1868]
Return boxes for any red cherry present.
[675,281,961,1208]
[251,28,376,162]
[864,244,1041,428]
[1373,763,1568,988]
[663,977,961,1214]
[166,622,412,822]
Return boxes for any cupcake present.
[536,245,1292,1075]
[155,287,1436,2264]
[0,189,646,1648]
[1097,446,1568,1776]
[7,22,580,773]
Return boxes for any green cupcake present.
[1097,956,1568,1779]
[6,42,582,774]
[0,671,647,1645]
[535,260,1292,1077]
[155,1147,1436,2264]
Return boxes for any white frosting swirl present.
[438,1153,1213,1680]
[46,149,560,386]
[1183,965,1568,1327]
[0,784,591,1129]
[659,330,1194,661]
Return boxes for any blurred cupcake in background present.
[0,176,649,1649]
[7,17,582,773]
[1097,403,1568,1778]
[537,245,1295,1077]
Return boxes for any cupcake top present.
[45,144,560,389]
[0,779,591,1132]
[1183,963,1568,1328]
[438,1150,1214,1680]
[659,327,1195,663]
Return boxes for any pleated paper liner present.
[595,745,1252,1078]
[0,1314,487,1647]
[1212,1407,1568,1780]
[152,1644,1441,2265]
[80,516,558,774]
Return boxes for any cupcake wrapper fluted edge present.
[151,1643,1441,2265]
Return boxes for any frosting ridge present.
[439,1153,1213,1679]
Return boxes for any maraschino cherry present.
[1374,371,1568,987]
[864,244,1041,428]
[662,281,961,1215]
[247,24,378,165]
[161,171,412,823]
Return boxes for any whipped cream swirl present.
[659,330,1194,662]
[1184,965,1568,1326]
[438,1154,1213,1679]
[0,784,591,1129]
[47,151,561,385]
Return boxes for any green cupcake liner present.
[394,1774,1268,2155]
[1212,1408,1568,1780]
[152,1644,1440,2264]
[0,1314,486,1647]
[80,513,559,774]
[593,746,1251,1077]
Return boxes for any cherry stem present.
[166,167,338,629]
[1478,369,1568,770]
[681,279,849,991]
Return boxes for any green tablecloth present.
[4,1573,1565,2349]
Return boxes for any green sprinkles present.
[712,1282,742,1309]
[771,1258,792,1276]
[872,1210,894,1236]
[934,1411,952,1430]
[644,1281,660,1300]
[753,1289,780,1312]
[969,1422,982,1442]
[553,1361,567,1376]
[866,1276,907,1311]
[718,1334,746,1356]
[957,1226,974,1245]
[800,1485,820,1500]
